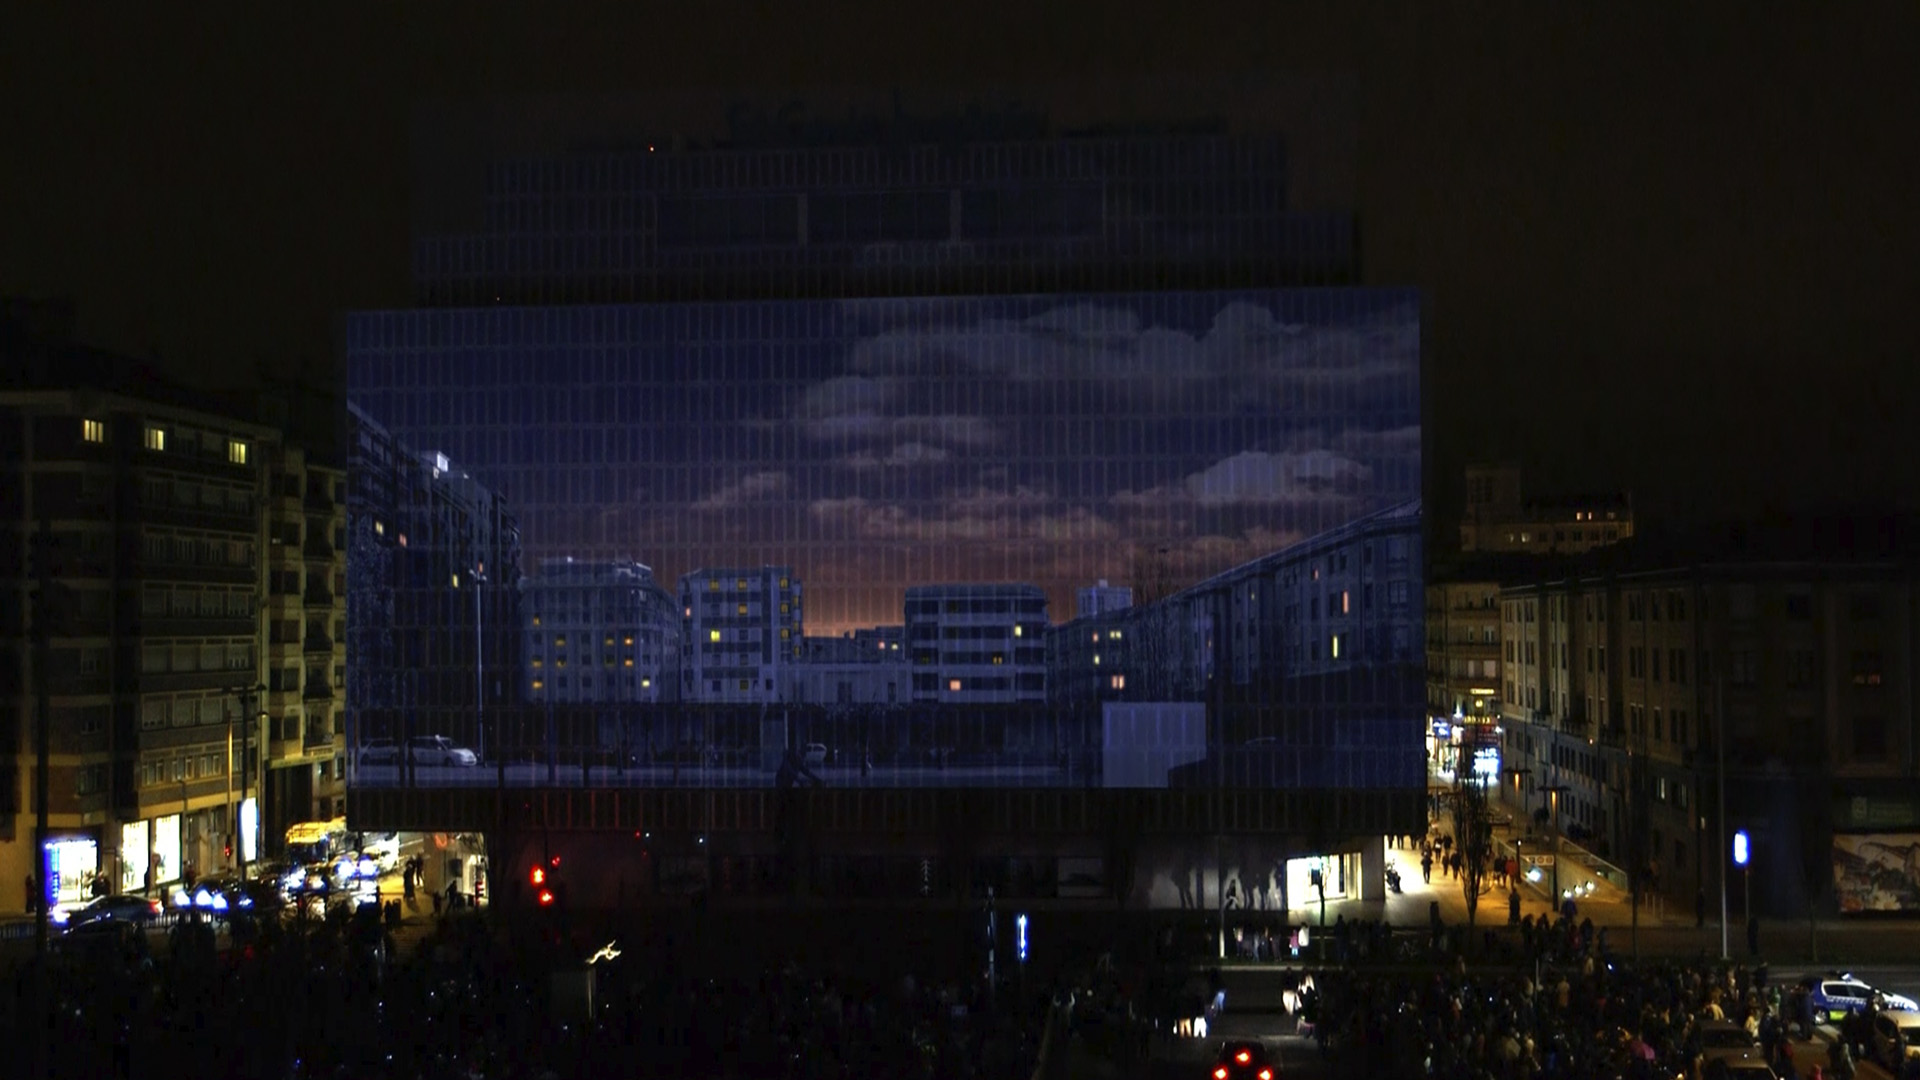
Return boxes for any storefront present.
[1286,852,1360,908]
[43,835,99,908]
[120,821,150,893]
[151,813,181,886]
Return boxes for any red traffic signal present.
[536,888,555,907]
[529,866,546,886]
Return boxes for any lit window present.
[374,521,385,536]
[779,628,790,639]
[144,425,166,451]
[992,654,1003,665]
[735,578,746,591]
[948,678,962,692]
[227,440,249,465]
[555,636,566,647]
[1091,632,1099,643]
[451,574,460,588]
[739,679,750,691]
[709,630,721,643]
[81,419,106,443]
[604,636,614,646]
[555,658,567,669]
[1331,634,1342,659]
[1110,674,1126,690]
[397,533,407,547]
[779,577,789,589]
[640,678,650,688]
[780,603,790,615]
[1013,625,1024,638]
[1093,654,1101,666]
[1110,629,1123,640]
[623,636,633,646]
[737,603,748,616]
[531,679,545,691]
[623,658,634,668]
[531,658,543,668]
[531,615,540,627]
[708,580,719,591]
[1341,590,1351,614]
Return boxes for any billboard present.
[1833,833,1920,913]
[345,288,1421,790]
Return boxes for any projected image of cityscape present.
[345,288,1421,790]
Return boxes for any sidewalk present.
[1252,843,1920,967]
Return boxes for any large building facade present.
[343,91,1425,913]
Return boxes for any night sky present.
[5,5,1916,538]
[347,291,1420,634]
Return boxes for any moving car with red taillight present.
[1212,1040,1276,1080]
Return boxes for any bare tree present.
[1454,770,1493,930]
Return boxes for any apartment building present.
[2,349,287,912]
[904,584,1048,705]
[1499,544,1919,917]
[678,567,800,704]
[521,558,678,704]
[1461,463,1632,556]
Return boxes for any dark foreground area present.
[7,902,1920,1080]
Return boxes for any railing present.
[303,635,334,654]
[303,681,334,701]
[302,540,334,560]
[303,588,334,607]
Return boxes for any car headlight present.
[210,893,228,911]
[51,909,70,925]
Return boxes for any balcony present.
[303,634,334,655]
[304,726,336,751]
[302,538,334,561]
[304,487,334,513]
[303,681,334,701]
[303,587,334,608]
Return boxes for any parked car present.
[409,735,478,766]
[59,893,163,930]
[358,738,399,764]
[1693,1019,1763,1075]
[1871,1009,1920,1072]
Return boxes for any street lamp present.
[225,683,266,878]
[1732,829,1751,928]
[1542,783,1570,910]
[472,563,487,764]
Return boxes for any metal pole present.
[30,513,53,1080]
[475,569,485,762]
[1716,666,1729,960]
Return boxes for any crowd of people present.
[1,902,1070,1080]
[1309,908,1918,1080]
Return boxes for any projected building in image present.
[345,88,1423,911]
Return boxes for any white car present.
[1872,1009,1920,1072]
[408,735,478,766]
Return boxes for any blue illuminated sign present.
[1732,830,1749,867]
[1014,913,1028,963]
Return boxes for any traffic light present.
[536,886,555,907]
[529,865,546,887]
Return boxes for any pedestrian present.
[1508,887,1521,926]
